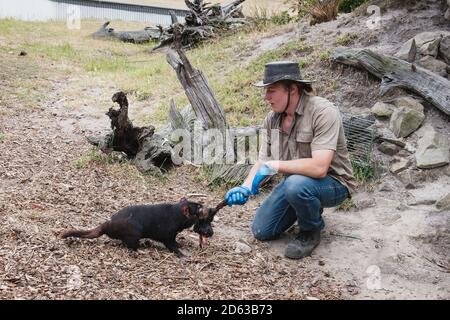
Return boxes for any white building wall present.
[0,0,56,21]
[0,0,186,25]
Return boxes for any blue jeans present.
[252,175,349,241]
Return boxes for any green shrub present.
[339,0,369,13]
[335,32,358,46]
[270,11,293,25]
[285,0,320,20]
[351,155,375,184]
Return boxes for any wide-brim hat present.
[254,61,314,87]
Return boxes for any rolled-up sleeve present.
[258,114,273,161]
[311,106,340,152]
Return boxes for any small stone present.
[356,198,376,208]
[393,97,424,113]
[380,182,395,192]
[396,203,409,211]
[390,157,411,174]
[371,102,394,118]
[405,183,416,190]
[436,193,450,211]
[378,142,400,156]
[234,240,252,254]
[417,56,448,77]
[444,165,450,177]
[407,199,436,206]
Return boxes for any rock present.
[417,56,448,77]
[18,51,27,56]
[379,181,395,192]
[418,37,440,57]
[371,102,394,118]
[439,35,450,64]
[390,97,425,138]
[404,142,416,154]
[396,203,409,211]
[445,165,450,177]
[396,31,450,60]
[414,124,435,139]
[355,197,376,209]
[436,193,450,211]
[404,183,416,190]
[396,38,417,61]
[397,170,418,189]
[407,198,436,206]
[378,141,399,156]
[390,107,424,138]
[393,96,424,112]
[390,157,411,174]
[415,131,450,169]
[234,240,252,254]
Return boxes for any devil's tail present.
[61,223,106,239]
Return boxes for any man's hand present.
[225,186,251,206]
[251,162,278,195]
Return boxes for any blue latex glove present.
[251,163,277,195]
[225,186,251,206]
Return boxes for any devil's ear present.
[180,197,187,203]
[182,204,190,218]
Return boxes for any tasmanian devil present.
[61,198,210,257]
[193,199,227,248]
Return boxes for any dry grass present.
[0,18,299,129]
[310,0,340,26]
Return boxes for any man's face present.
[264,83,289,113]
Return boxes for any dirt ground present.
[1,1,449,300]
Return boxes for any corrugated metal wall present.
[0,0,187,25]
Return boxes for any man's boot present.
[284,229,321,259]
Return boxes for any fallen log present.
[88,92,172,175]
[152,0,248,50]
[92,21,161,44]
[332,47,450,116]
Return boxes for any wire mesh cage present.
[341,112,376,163]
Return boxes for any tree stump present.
[88,92,172,175]
[152,0,248,50]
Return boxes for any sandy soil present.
[1,0,449,300]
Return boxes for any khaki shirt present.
[259,94,357,195]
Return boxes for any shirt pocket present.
[295,131,313,158]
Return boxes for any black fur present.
[61,198,209,256]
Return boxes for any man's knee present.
[252,214,276,241]
[284,175,314,201]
